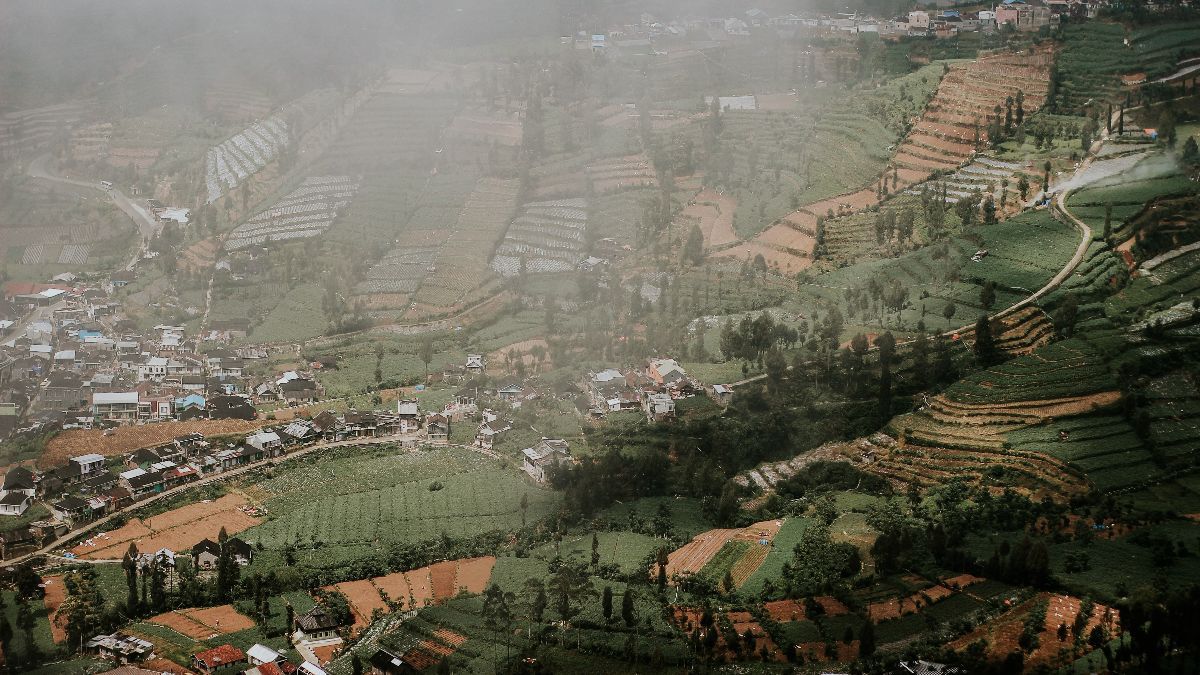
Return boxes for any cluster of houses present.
[583,357,699,422]
[573,0,1094,55]
[89,636,329,675]
[0,274,330,441]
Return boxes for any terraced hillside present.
[875,338,1120,498]
[895,47,1052,175]
[0,100,89,161]
[225,175,359,250]
[725,48,1052,271]
[204,113,290,204]
[491,198,589,276]
[1055,20,1200,111]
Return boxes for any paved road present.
[729,148,1101,389]
[27,153,161,270]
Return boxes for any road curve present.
[27,153,160,241]
[728,155,1099,389]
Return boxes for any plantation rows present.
[226,175,359,250]
[1056,21,1200,110]
[412,177,520,310]
[204,114,289,203]
[491,198,588,276]
[247,448,560,548]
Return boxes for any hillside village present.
[1,0,1200,673]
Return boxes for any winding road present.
[27,153,162,271]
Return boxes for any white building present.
[522,438,571,483]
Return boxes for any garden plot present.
[491,198,588,276]
[358,246,438,295]
[411,178,521,311]
[56,244,90,265]
[661,519,782,583]
[205,113,290,203]
[947,593,1119,670]
[69,493,263,560]
[149,605,256,639]
[586,155,657,195]
[225,175,359,249]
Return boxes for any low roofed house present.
[192,538,221,569]
[246,430,283,454]
[2,466,37,497]
[0,491,32,516]
[395,400,420,433]
[425,413,449,445]
[647,358,687,387]
[521,438,571,483]
[280,377,320,404]
[642,392,676,422]
[293,605,342,642]
[246,643,284,666]
[193,644,246,673]
[86,633,155,663]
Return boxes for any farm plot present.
[1056,21,1200,111]
[325,556,496,629]
[490,198,588,276]
[41,574,68,643]
[410,178,521,312]
[678,189,738,249]
[205,114,289,204]
[536,531,661,574]
[225,176,359,250]
[586,154,657,195]
[873,338,1124,497]
[148,605,256,639]
[661,519,782,583]
[946,593,1119,670]
[70,493,263,560]
[244,446,559,552]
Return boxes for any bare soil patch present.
[42,574,68,644]
[183,605,256,634]
[43,419,265,468]
[453,556,496,595]
[72,493,262,560]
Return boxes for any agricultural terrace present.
[491,199,589,276]
[205,114,290,204]
[586,154,658,195]
[877,337,1127,496]
[225,176,359,250]
[946,593,1119,670]
[0,177,135,274]
[535,531,662,575]
[317,91,460,247]
[896,48,1051,176]
[661,519,782,586]
[1066,153,1199,247]
[324,556,495,630]
[241,446,559,573]
[352,171,479,314]
[70,493,262,560]
[723,48,1053,272]
[797,209,1079,336]
[1054,21,1200,111]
